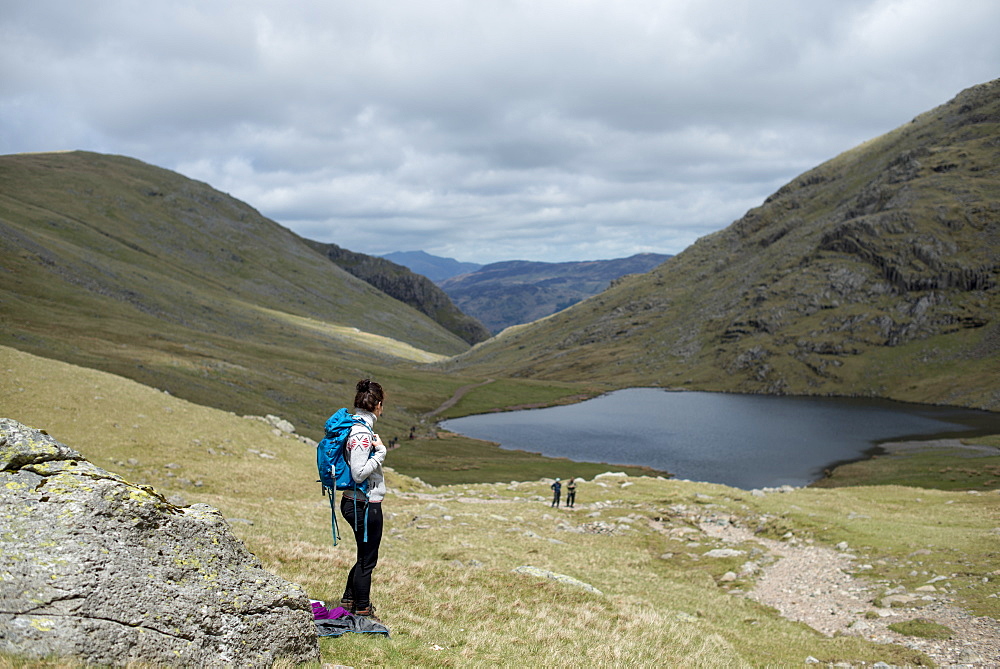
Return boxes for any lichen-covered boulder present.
[0,418,319,667]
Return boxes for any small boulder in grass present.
[512,566,603,595]
[0,418,319,667]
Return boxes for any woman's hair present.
[354,378,384,413]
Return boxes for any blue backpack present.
[316,408,374,545]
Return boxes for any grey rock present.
[0,419,318,667]
[703,548,746,559]
[264,414,295,434]
[511,566,603,595]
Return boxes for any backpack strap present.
[347,417,377,543]
[328,488,341,546]
[347,419,377,484]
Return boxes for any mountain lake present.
[440,388,1000,489]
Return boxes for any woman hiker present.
[341,379,388,621]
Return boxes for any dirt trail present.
[425,378,494,418]
[701,521,1000,667]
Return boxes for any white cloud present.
[3,0,999,263]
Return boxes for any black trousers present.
[340,496,383,609]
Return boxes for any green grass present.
[888,618,954,639]
[386,432,668,486]
[16,345,1000,666]
[430,376,605,420]
[813,447,1000,490]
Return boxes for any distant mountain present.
[305,241,491,345]
[0,151,471,435]
[381,250,482,282]
[439,254,670,333]
[439,79,1000,411]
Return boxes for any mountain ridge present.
[304,239,491,344]
[440,254,671,333]
[381,250,482,282]
[438,79,1000,411]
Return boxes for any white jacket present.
[345,409,387,502]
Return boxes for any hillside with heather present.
[440,79,1000,412]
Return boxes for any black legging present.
[340,497,383,610]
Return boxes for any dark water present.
[440,389,1000,489]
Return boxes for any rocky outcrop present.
[0,418,319,667]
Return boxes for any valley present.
[2,78,999,667]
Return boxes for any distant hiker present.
[340,379,388,622]
[409,425,415,439]
[550,478,562,507]
[566,478,577,508]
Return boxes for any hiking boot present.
[340,597,354,612]
[354,604,381,622]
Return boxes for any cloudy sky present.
[3,1,998,264]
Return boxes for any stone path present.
[700,520,1000,667]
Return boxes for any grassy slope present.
[0,151,491,439]
[814,441,1000,490]
[0,152,465,352]
[303,238,493,346]
[438,80,1000,413]
[8,347,1000,666]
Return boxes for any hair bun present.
[353,378,384,412]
